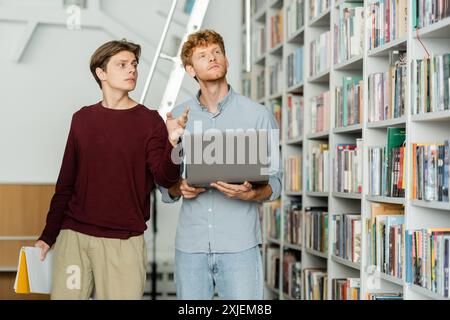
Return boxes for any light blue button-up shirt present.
[159,85,282,253]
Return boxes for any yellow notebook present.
[13,247,53,294]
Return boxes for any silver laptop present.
[183,129,271,188]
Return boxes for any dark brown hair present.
[89,39,141,88]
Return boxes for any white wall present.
[0,0,242,261]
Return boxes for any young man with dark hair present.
[34,39,188,300]
[160,29,282,300]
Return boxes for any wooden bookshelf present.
[243,0,450,300]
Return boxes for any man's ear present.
[185,65,196,79]
[96,67,107,81]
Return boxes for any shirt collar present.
[195,84,234,115]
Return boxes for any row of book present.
[304,268,327,300]
[335,76,363,128]
[270,9,284,49]
[285,156,302,193]
[333,2,364,65]
[265,200,282,240]
[334,140,363,194]
[287,0,304,40]
[405,228,450,298]
[412,141,449,203]
[368,127,406,198]
[332,214,362,263]
[287,46,303,88]
[265,246,280,290]
[309,0,329,20]
[411,53,450,115]
[413,0,450,29]
[310,91,330,133]
[307,141,329,193]
[368,50,407,122]
[283,251,302,299]
[304,207,328,253]
[309,31,331,77]
[284,201,302,246]
[269,60,283,96]
[286,94,303,140]
[366,203,404,279]
[332,278,360,300]
[367,0,408,50]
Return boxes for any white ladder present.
[139,0,210,119]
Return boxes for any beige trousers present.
[51,229,147,300]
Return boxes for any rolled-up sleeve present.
[158,185,181,203]
[260,108,283,202]
[267,172,282,201]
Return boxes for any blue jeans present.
[175,245,263,300]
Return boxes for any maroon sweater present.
[39,102,180,247]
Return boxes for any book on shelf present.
[385,127,406,197]
[411,140,449,203]
[413,0,450,29]
[367,292,403,300]
[334,140,363,194]
[269,99,282,135]
[368,50,407,122]
[256,69,265,100]
[265,246,280,290]
[287,0,304,39]
[305,207,328,254]
[303,268,327,300]
[309,0,329,20]
[253,24,266,62]
[332,213,362,263]
[270,8,284,49]
[411,53,450,115]
[241,73,251,99]
[287,46,303,88]
[366,203,404,279]
[332,278,360,300]
[264,199,282,240]
[285,156,302,192]
[309,31,331,77]
[369,127,406,197]
[366,0,408,50]
[307,141,329,193]
[284,200,302,246]
[310,91,330,133]
[333,2,364,65]
[335,76,363,128]
[287,94,303,140]
[405,228,450,298]
[269,60,283,96]
[283,251,302,299]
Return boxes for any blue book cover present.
[405,230,412,283]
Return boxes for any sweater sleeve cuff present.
[38,228,60,248]
[161,139,182,184]
[158,185,181,203]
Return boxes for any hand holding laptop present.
[210,181,254,200]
